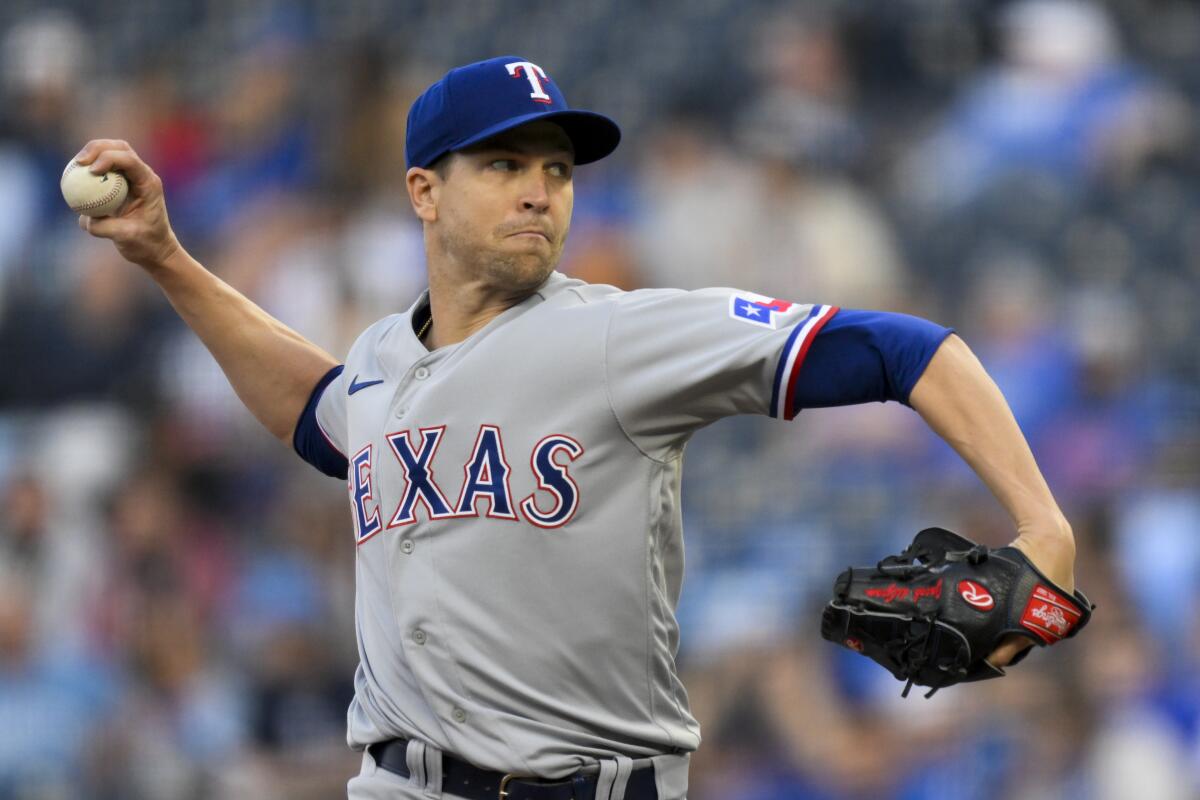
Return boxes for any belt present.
[367,738,659,800]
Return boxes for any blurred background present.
[0,0,1197,797]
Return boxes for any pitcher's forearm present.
[151,247,339,441]
[908,335,1072,544]
[70,140,338,443]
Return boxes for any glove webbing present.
[873,541,986,697]
[883,614,964,699]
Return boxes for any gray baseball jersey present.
[308,270,836,779]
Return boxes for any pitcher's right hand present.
[73,139,182,271]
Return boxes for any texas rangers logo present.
[506,61,552,104]
[730,292,794,329]
[349,424,584,544]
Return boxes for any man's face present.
[429,120,575,292]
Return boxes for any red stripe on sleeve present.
[783,306,839,421]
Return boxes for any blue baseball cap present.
[405,56,621,170]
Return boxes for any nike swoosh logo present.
[348,376,384,395]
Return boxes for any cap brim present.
[448,109,621,166]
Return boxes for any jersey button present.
[400,539,415,554]
[394,407,406,419]
[414,366,430,380]
[412,629,427,645]
[452,707,467,723]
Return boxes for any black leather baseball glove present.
[820,527,1093,697]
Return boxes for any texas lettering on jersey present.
[350,424,583,543]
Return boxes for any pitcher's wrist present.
[142,235,186,275]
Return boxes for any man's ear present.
[407,166,440,223]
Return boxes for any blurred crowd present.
[0,1,1198,798]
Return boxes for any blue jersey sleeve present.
[292,364,350,479]
[791,310,953,413]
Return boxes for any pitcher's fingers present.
[80,214,138,240]
[73,139,136,166]
[986,635,1034,668]
[86,149,159,194]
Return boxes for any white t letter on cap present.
[506,61,551,104]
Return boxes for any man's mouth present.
[509,230,551,242]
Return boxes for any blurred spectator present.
[176,18,318,242]
[634,11,911,309]
[634,112,907,309]
[1075,608,1195,799]
[0,472,102,654]
[90,471,234,658]
[1114,480,1200,654]
[632,117,763,291]
[0,11,88,223]
[105,597,247,799]
[738,10,867,176]
[957,253,1079,448]
[111,65,212,209]
[899,0,1190,215]
[0,238,165,410]
[0,569,116,798]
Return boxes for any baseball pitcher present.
[74,56,1082,800]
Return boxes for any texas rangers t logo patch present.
[729,292,794,329]
[506,60,552,104]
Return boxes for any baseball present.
[61,159,129,217]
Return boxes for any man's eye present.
[490,159,515,171]
[548,163,571,178]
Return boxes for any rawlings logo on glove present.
[820,528,1093,697]
[958,580,994,610]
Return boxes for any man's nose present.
[519,171,551,212]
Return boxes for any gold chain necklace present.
[417,313,432,340]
